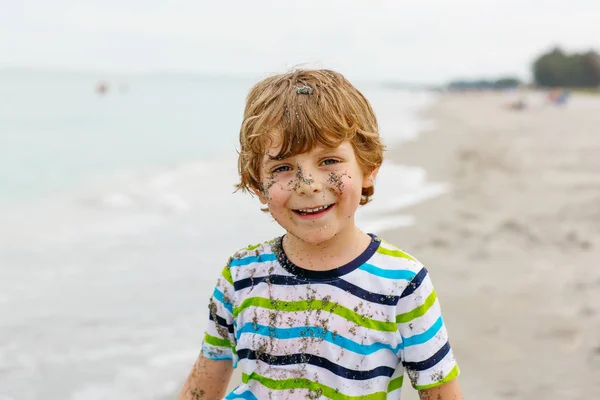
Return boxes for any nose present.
[295,166,323,195]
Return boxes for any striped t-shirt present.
[202,234,459,399]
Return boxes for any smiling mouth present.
[293,204,335,216]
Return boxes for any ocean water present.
[0,70,446,399]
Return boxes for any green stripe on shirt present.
[242,372,388,400]
[376,246,416,261]
[222,264,234,286]
[233,297,397,332]
[204,333,231,348]
[396,290,437,324]
[414,364,460,390]
[387,375,404,392]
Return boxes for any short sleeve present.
[202,263,238,367]
[396,266,459,390]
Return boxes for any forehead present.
[262,135,353,161]
[263,131,285,153]
[264,126,343,147]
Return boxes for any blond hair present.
[237,69,384,205]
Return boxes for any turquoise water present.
[0,70,250,203]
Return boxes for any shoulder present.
[370,236,426,278]
[229,237,280,264]
[223,237,281,281]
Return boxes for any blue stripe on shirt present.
[236,323,402,355]
[359,263,417,280]
[202,342,233,361]
[225,389,259,400]
[213,287,233,314]
[402,316,444,348]
[230,253,277,267]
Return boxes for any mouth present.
[292,203,335,217]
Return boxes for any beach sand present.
[212,92,600,399]
[383,92,600,399]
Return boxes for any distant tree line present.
[444,47,600,91]
[447,77,522,90]
[533,48,600,88]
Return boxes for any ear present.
[362,167,379,189]
[251,185,269,205]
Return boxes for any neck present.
[282,225,372,271]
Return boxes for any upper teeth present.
[298,205,328,213]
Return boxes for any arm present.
[419,379,463,400]
[181,262,237,399]
[179,352,234,400]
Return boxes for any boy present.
[179,69,462,399]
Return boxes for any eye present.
[321,158,340,166]
[271,165,292,174]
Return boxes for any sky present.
[1,0,599,84]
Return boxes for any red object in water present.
[96,82,108,95]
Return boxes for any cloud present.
[1,0,599,82]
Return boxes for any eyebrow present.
[262,146,345,165]
[262,153,288,168]
[312,146,349,159]
[264,153,289,162]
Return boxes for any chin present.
[291,226,339,246]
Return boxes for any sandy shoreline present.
[383,92,600,399]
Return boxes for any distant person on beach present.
[179,69,463,399]
[547,89,570,106]
[504,86,528,111]
[505,98,527,111]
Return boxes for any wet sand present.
[383,92,600,399]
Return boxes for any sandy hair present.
[236,69,385,205]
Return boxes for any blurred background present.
[1,1,599,399]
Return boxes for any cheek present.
[265,180,293,206]
[260,176,275,200]
[328,172,360,199]
[341,176,363,202]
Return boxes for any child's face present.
[257,137,375,246]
